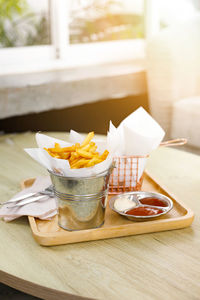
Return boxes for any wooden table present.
[0,132,200,300]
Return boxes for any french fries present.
[44,132,109,169]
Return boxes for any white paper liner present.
[25,132,113,177]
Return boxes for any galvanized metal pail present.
[48,166,113,231]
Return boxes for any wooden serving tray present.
[22,173,194,246]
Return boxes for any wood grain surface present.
[25,174,194,246]
[0,132,200,300]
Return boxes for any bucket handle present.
[160,138,187,147]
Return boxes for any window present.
[69,0,144,44]
[0,0,146,69]
[0,0,50,48]
[0,0,54,67]
[1,0,199,70]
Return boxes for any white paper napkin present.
[0,176,58,222]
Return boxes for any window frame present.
[0,0,150,71]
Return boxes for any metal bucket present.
[48,166,113,231]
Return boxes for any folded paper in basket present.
[107,107,165,187]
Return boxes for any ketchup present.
[126,206,163,216]
[139,197,168,207]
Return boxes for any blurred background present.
[0,1,200,298]
[0,0,200,140]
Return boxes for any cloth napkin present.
[0,176,58,222]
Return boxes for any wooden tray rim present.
[24,173,194,245]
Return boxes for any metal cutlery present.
[0,185,54,207]
[7,193,55,208]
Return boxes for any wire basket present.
[109,155,148,194]
[108,138,187,194]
